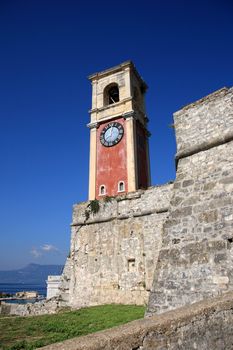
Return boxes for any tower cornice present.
[88,97,133,114]
[88,61,132,80]
[88,61,148,91]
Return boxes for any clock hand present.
[106,129,112,141]
[106,127,113,142]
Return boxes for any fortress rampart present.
[60,86,233,313]
[147,86,233,314]
[2,87,233,327]
[62,184,173,308]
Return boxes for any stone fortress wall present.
[0,184,173,316]
[2,86,233,325]
[62,184,173,308]
[147,87,233,314]
[59,86,233,313]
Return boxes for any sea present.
[0,283,46,303]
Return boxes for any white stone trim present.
[126,116,137,192]
[88,127,97,200]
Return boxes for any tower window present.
[99,185,106,196]
[118,181,125,192]
[104,84,119,106]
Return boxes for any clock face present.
[100,122,124,147]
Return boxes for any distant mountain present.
[0,263,64,284]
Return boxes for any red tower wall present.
[136,121,149,189]
[95,117,127,199]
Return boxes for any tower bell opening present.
[104,84,119,105]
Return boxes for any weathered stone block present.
[182,179,194,187]
[171,206,192,218]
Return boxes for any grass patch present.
[0,304,145,350]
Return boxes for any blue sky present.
[0,0,233,270]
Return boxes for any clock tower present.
[88,61,151,200]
